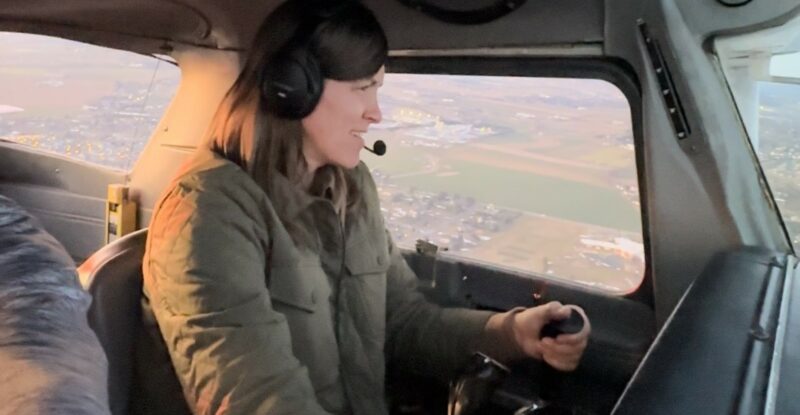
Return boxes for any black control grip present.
[540,309,584,338]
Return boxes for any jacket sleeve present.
[143,181,330,415]
[383,230,495,381]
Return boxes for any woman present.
[142,1,591,414]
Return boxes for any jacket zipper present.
[334,208,346,344]
[331,203,351,407]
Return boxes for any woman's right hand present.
[511,302,591,371]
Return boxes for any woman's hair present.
[207,0,387,217]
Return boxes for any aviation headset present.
[261,1,358,119]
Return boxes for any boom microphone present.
[363,140,387,156]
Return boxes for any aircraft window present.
[364,74,643,294]
[716,17,800,250]
[755,80,800,249]
[0,32,180,171]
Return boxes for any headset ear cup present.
[262,48,323,119]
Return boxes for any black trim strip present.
[637,20,691,140]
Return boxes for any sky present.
[771,51,800,78]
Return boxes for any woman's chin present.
[333,155,361,170]
[344,159,361,169]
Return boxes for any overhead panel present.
[0,0,210,48]
[370,0,605,50]
[0,0,605,53]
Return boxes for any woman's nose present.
[364,101,382,124]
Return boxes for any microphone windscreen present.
[373,140,387,156]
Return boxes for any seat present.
[78,229,148,415]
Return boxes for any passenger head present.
[208,0,387,204]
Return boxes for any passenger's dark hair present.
[207,0,387,223]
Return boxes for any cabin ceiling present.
[0,0,605,53]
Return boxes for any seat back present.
[78,229,148,415]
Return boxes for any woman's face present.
[301,65,384,171]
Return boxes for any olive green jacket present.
[142,150,495,415]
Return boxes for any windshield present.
[716,16,800,249]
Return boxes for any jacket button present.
[377,255,384,266]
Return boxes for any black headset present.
[261,1,355,120]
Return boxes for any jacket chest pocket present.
[268,261,329,313]
[341,238,390,345]
[345,231,390,277]
[345,250,389,277]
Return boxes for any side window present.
[757,79,800,248]
[716,18,800,250]
[365,74,644,294]
[0,32,180,171]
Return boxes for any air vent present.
[638,20,691,140]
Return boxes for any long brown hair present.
[207,0,388,215]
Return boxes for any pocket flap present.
[345,240,390,275]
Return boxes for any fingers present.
[553,310,591,345]
[541,334,588,354]
[540,337,586,372]
[538,305,590,372]
[543,352,582,372]
[548,331,585,346]
[513,302,591,367]
[544,301,571,321]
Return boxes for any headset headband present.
[261,1,358,119]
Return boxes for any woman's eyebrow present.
[361,78,382,87]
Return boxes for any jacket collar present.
[267,166,329,224]
[187,148,357,224]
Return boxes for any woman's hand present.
[511,301,591,371]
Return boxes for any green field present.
[362,138,430,174]
[371,154,642,233]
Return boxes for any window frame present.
[383,56,650,300]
